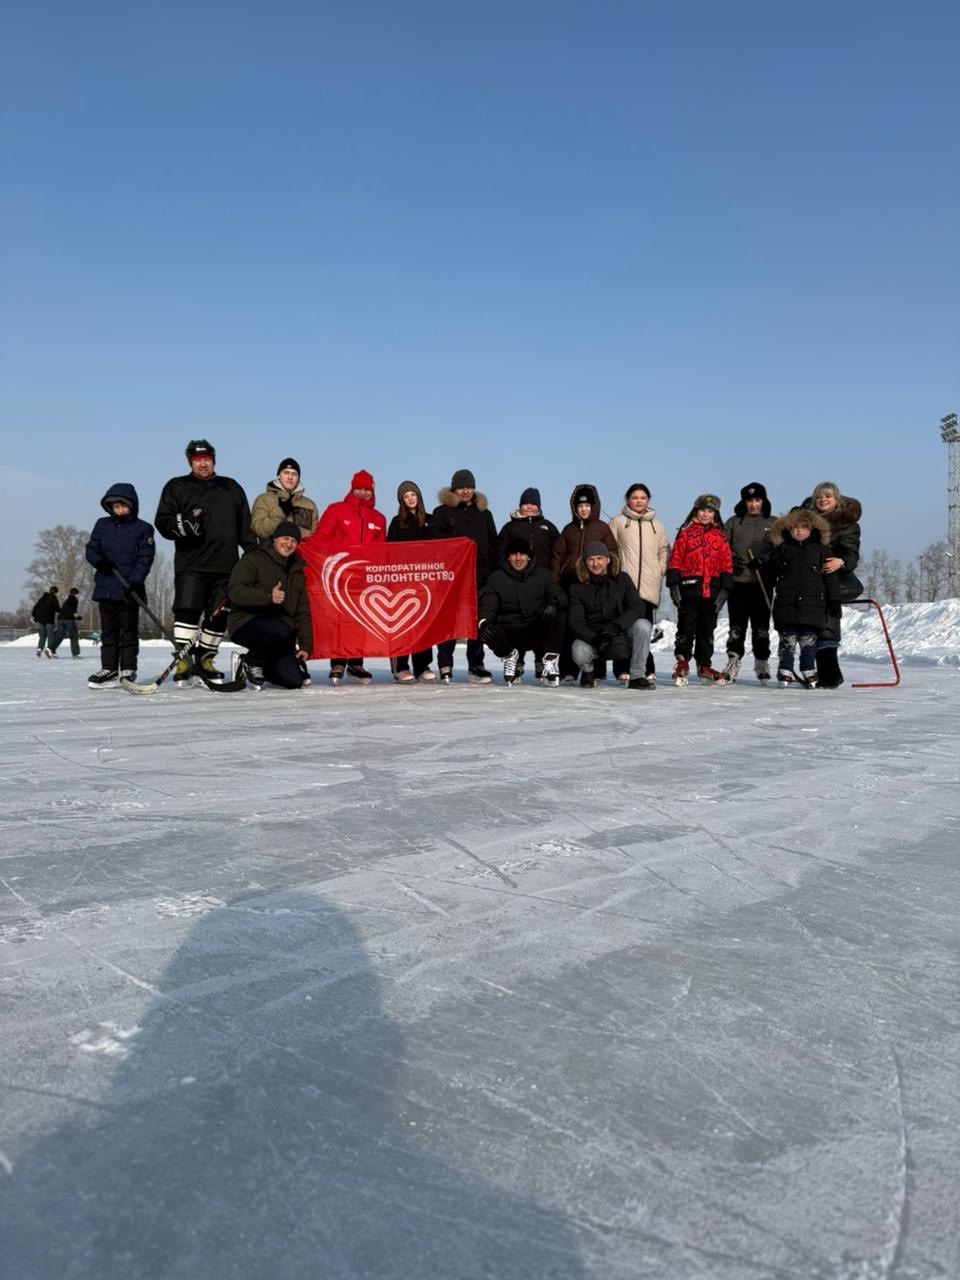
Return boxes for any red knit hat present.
[352,470,374,490]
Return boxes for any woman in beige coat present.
[250,457,319,545]
[607,483,669,683]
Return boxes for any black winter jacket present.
[31,593,59,624]
[568,571,644,642]
[496,512,561,570]
[155,473,254,574]
[768,524,842,632]
[430,490,498,585]
[85,483,157,603]
[479,564,566,627]
[58,594,80,621]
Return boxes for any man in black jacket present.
[51,587,82,657]
[430,469,499,683]
[568,542,651,689]
[155,440,254,684]
[478,539,567,685]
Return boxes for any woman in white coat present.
[608,483,670,684]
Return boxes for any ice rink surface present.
[1,642,959,1278]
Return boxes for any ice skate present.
[173,654,194,687]
[346,663,373,682]
[541,653,560,687]
[502,649,521,684]
[468,664,492,684]
[721,654,741,683]
[87,668,119,689]
[439,667,453,685]
[672,657,689,687]
[755,658,771,681]
[329,664,345,685]
[697,665,727,685]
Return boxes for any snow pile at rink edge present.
[7,599,960,665]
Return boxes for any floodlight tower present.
[942,412,960,598]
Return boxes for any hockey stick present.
[107,568,246,693]
[120,598,231,694]
[747,551,774,612]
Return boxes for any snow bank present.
[651,600,960,667]
[9,600,960,664]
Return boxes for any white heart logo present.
[358,585,428,635]
[320,553,431,642]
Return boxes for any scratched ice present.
[1,607,959,1279]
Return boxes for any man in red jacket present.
[316,470,386,682]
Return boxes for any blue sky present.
[2,0,958,605]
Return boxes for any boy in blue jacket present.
[84,484,156,687]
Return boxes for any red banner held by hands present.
[297,536,478,659]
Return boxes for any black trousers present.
[173,571,231,635]
[675,596,719,667]
[393,648,433,676]
[99,599,141,671]
[483,613,566,661]
[726,582,771,659]
[232,618,305,689]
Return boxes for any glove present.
[540,603,558,622]
[670,585,682,608]
[174,508,204,539]
[714,589,728,612]
[596,625,619,649]
[95,558,115,573]
[278,497,295,517]
[478,617,494,643]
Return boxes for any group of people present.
[30,586,83,659]
[66,439,863,692]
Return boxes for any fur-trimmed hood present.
[802,494,862,531]
[437,488,489,512]
[568,483,602,521]
[770,508,832,546]
[574,547,622,582]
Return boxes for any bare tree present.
[24,526,95,612]
[140,549,175,638]
[917,541,948,601]
[902,561,919,602]
[878,556,902,603]
[860,551,886,600]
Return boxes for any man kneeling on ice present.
[477,538,567,685]
[568,542,651,689]
[227,522,313,689]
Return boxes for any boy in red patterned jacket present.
[666,494,734,686]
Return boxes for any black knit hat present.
[271,521,302,543]
[277,457,300,476]
[519,487,541,508]
[451,468,476,490]
[506,537,532,557]
[583,540,610,559]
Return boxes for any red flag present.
[297,536,478,659]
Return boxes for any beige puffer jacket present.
[608,506,670,606]
[250,480,320,544]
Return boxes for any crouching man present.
[227,522,313,689]
[477,538,567,684]
[568,541,652,689]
